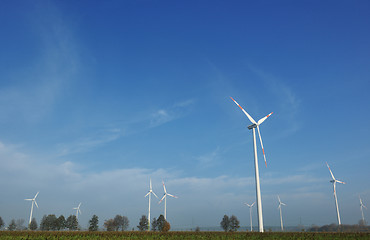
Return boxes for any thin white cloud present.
[56,129,122,156]
[195,147,222,168]
[0,4,79,124]
[248,65,302,137]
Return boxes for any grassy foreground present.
[0,231,370,240]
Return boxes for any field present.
[0,231,370,240]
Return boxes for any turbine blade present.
[150,178,152,190]
[278,195,281,203]
[230,97,257,124]
[152,191,159,199]
[78,203,81,208]
[281,202,286,206]
[167,193,178,198]
[34,201,39,208]
[25,199,32,201]
[251,202,255,207]
[144,192,150,198]
[256,126,267,167]
[336,180,346,184]
[326,162,336,180]
[162,181,167,194]
[34,192,39,199]
[257,112,273,125]
[159,195,166,204]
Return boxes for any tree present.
[40,214,58,231]
[89,215,99,231]
[29,218,38,230]
[151,217,158,231]
[8,219,16,231]
[0,217,4,229]
[220,215,230,232]
[229,215,240,232]
[65,215,78,231]
[113,215,129,231]
[155,215,170,232]
[104,219,116,231]
[162,221,171,232]
[15,219,26,230]
[137,215,148,231]
[156,215,166,232]
[57,215,66,230]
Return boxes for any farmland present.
[0,231,369,240]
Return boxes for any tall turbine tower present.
[326,162,345,225]
[277,195,286,231]
[73,203,82,220]
[159,180,178,220]
[25,192,39,226]
[359,195,367,224]
[244,201,255,231]
[231,97,273,232]
[145,178,158,230]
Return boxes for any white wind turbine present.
[244,201,255,231]
[159,180,178,220]
[231,97,273,232]
[359,195,367,224]
[326,162,345,225]
[25,192,39,226]
[277,195,286,231]
[73,203,82,220]
[145,178,158,230]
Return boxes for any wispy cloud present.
[148,98,196,128]
[0,4,80,124]
[248,65,302,137]
[195,147,222,168]
[56,128,123,156]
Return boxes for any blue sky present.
[0,0,370,230]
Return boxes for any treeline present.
[308,223,370,232]
[0,214,171,232]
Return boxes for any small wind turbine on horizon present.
[277,195,286,231]
[73,203,82,220]
[159,180,178,220]
[25,192,39,227]
[145,178,158,231]
[244,201,255,231]
[230,97,273,232]
[359,195,367,224]
[326,162,345,225]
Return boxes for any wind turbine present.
[145,178,158,230]
[159,180,178,220]
[25,192,39,226]
[73,203,82,220]
[230,97,273,232]
[326,162,345,225]
[277,195,286,231]
[359,195,367,224]
[244,201,255,231]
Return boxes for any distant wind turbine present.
[326,162,345,225]
[244,201,255,231]
[231,97,273,232]
[145,178,158,230]
[159,180,178,220]
[25,192,39,226]
[359,195,367,224]
[73,203,82,220]
[277,195,286,231]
